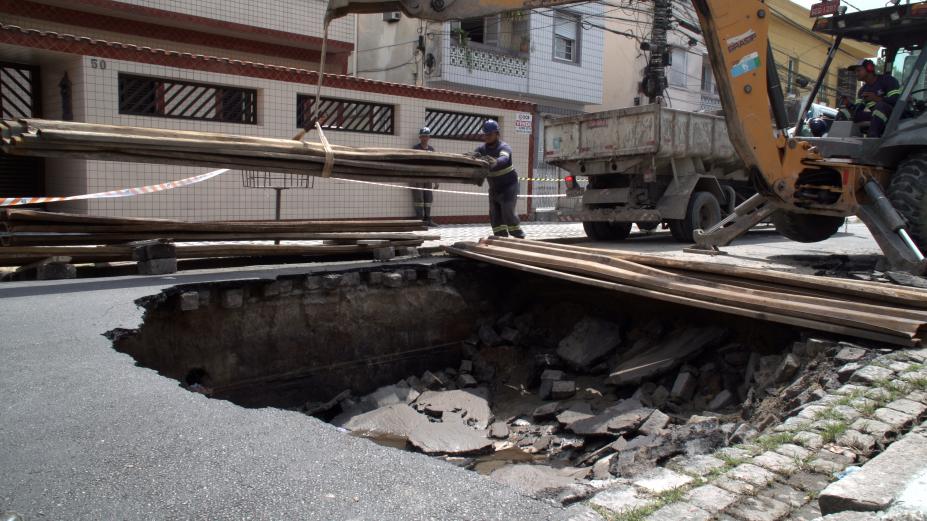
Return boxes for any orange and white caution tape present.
[0,168,229,207]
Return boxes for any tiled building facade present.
[0,0,535,222]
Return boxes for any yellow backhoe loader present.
[326,0,927,274]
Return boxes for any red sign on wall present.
[810,0,841,17]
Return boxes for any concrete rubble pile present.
[311,309,872,508]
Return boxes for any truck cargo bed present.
[544,104,738,172]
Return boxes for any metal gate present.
[0,62,44,200]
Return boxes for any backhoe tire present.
[887,152,927,252]
[669,191,722,243]
[772,211,844,243]
[583,221,633,241]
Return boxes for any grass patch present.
[820,421,849,444]
[857,401,879,417]
[755,432,796,452]
[591,488,688,521]
[814,408,848,422]
[907,376,927,391]
[873,379,910,401]
[718,454,748,468]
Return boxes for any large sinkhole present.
[109,259,865,504]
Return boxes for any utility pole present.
[642,0,672,104]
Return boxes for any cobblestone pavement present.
[565,346,927,521]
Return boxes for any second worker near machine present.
[476,120,525,239]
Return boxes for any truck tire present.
[583,221,633,241]
[669,191,722,243]
[772,211,844,243]
[887,152,927,251]
[637,222,660,232]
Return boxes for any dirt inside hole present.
[108,259,882,505]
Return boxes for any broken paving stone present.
[671,371,698,401]
[478,324,504,347]
[850,365,895,385]
[836,430,877,455]
[708,389,736,411]
[773,353,801,384]
[556,403,593,425]
[361,384,420,410]
[667,454,726,478]
[726,495,791,521]
[589,486,654,513]
[489,464,586,500]
[489,421,509,439]
[563,505,604,521]
[713,476,759,496]
[459,360,473,374]
[774,443,812,460]
[649,386,670,408]
[872,407,916,431]
[835,345,868,363]
[685,484,739,513]
[532,402,561,421]
[785,471,831,493]
[647,502,711,521]
[340,403,428,440]
[849,418,893,440]
[556,317,622,371]
[550,380,577,400]
[421,370,445,389]
[638,409,670,436]
[592,453,616,480]
[457,374,478,388]
[408,420,493,455]
[838,363,863,383]
[606,327,726,386]
[606,408,653,434]
[752,451,799,475]
[568,398,644,436]
[885,398,927,418]
[631,466,693,494]
[725,463,775,487]
[415,389,493,430]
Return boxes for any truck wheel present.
[637,222,660,232]
[669,191,722,243]
[583,221,633,241]
[772,211,844,243]
[887,152,927,251]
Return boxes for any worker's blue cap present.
[419,127,431,136]
[481,119,500,134]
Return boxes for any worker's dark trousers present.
[489,183,524,238]
[410,183,433,220]
[852,101,893,137]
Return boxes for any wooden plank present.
[490,237,927,309]
[457,241,923,340]
[445,245,917,347]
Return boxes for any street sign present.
[810,0,840,17]
[515,112,533,134]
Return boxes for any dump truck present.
[543,104,750,242]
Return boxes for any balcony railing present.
[448,42,529,78]
[700,92,722,112]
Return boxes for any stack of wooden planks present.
[0,210,435,266]
[447,237,927,347]
[0,119,491,185]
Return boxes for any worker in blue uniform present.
[837,59,901,138]
[476,120,525,239]
[410,127,437,227]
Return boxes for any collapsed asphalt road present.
[0,260,567,521]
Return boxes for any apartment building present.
[355,5,606,211]
[0,0,535,222]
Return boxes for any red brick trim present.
[0,23,537,112]
[1,0,339,64]
[33,0,354,52]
